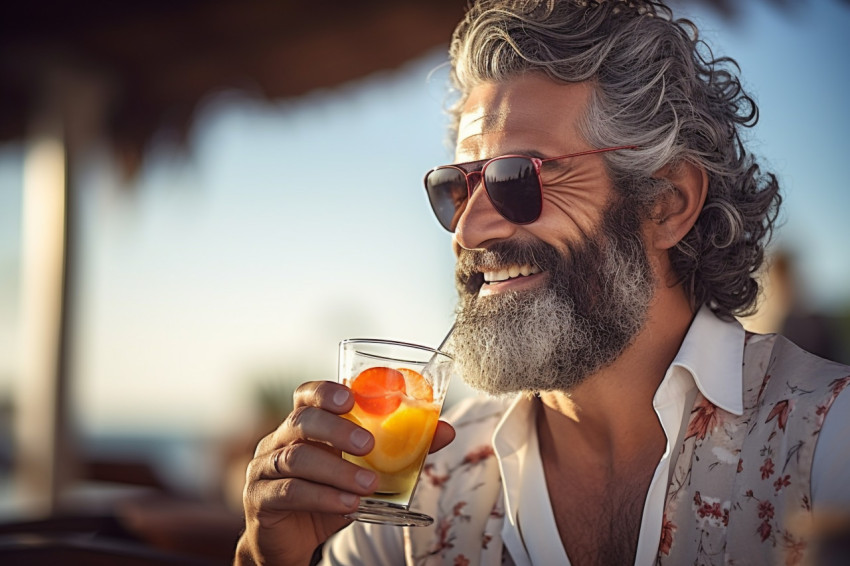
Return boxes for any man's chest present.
[542,444,662,566]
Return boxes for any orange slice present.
[364,406,439,473]
[398,368,434,402]
[350,367,405,415]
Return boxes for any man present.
[236,1,850,564]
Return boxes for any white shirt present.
[324,307,850,565]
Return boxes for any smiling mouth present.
[482,263,542,284]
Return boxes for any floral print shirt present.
[658,333,850,565]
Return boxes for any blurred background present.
[1,0,849,563]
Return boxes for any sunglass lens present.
[484,157,542,224]
[425,167,468,232]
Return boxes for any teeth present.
[483,264,541,283]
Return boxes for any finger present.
[246,475,363,517]
[429,420,456,454]
[253,380,343,456]
[292,380,355,414]
[256,404,374,458]
[258,442,377,494]
[254,380,369,457]
[244,445,378,519]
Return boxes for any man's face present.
[449,75,655,394]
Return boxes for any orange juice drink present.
[338,339,453,526]
[342,367,440,504]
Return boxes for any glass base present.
[345,498,433,527]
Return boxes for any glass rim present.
[340,338,452,361]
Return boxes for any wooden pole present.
[16,100,71,516]
[14,67,102,516]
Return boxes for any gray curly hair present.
[447,0,781,318]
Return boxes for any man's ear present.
[648,160,708,251]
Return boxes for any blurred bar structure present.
[19,108,71,515]
[16,68,108,515]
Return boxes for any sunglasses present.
[424,145,639,232]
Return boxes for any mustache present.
[455,239,563,296]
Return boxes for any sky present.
[1,0,849,438]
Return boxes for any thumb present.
[428,420,456,453]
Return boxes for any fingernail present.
[350,428,371,449]
[333,389,350,407]
[339,492,358,507]
[354,469,376,489]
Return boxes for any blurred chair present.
[0,452,245,565]
[0,514,222,565]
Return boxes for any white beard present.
[451,201,654,396]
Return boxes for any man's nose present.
[454,176,516,250]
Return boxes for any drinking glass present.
[338,338,454,526]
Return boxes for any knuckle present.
[252,427,280,458]
[278,443,302,472]
[275,477,296,503]
[287,405,309,429]
[252,437,271,459]
[292,381,319,407]
[242,476,262,508]
[244,456,265,480]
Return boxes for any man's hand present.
[234,380,455,566]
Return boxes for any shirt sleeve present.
[811,384,850,512]
[319,519,405,565]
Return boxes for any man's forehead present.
[458,107,511,135]
[458,107,555,137]
[455,111,558,157]
[458,84,536,133]
[456,78,592,155]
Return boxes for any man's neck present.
[536,284,695,467]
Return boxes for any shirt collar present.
[670,304,745,415]
[492,305,747,435]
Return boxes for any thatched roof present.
[0,0,821,173]
[0,0,467,172]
